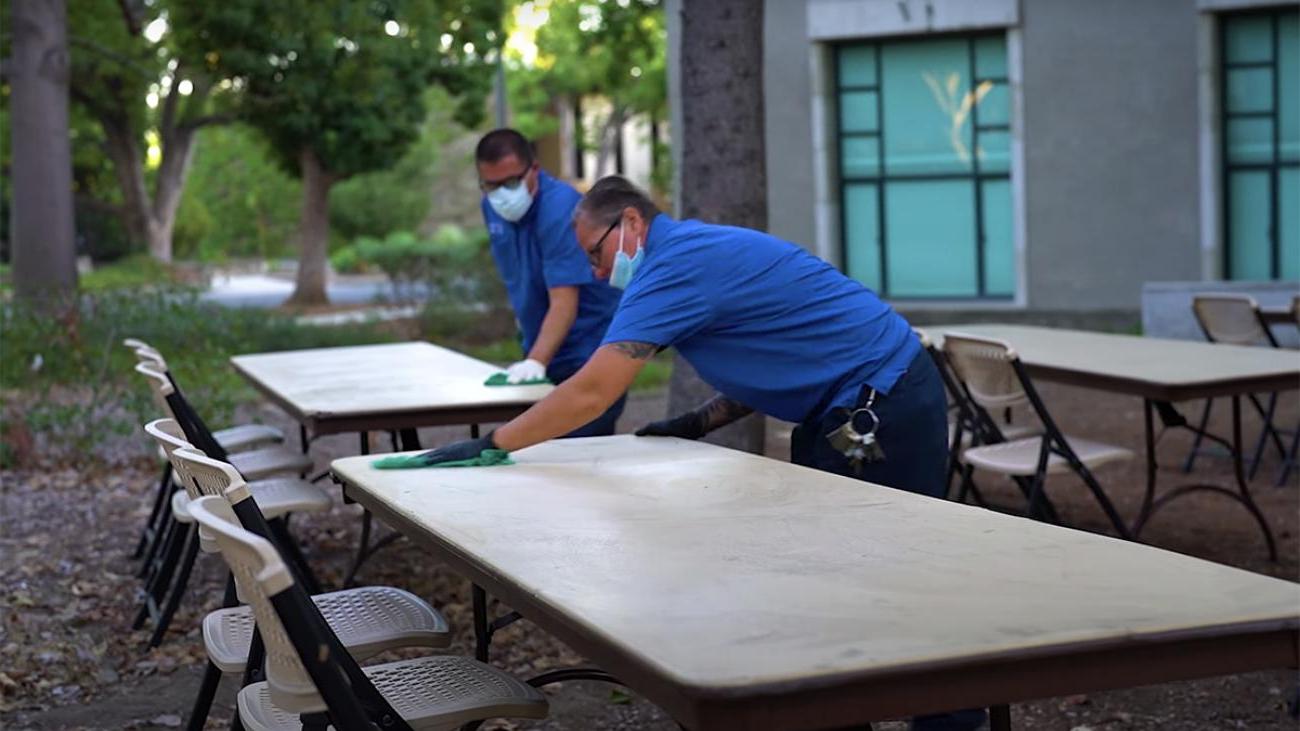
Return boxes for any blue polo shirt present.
[483,171,622,374]
[601,215,920,423]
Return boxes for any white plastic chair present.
[943,332,1134,538]
[187,484,548,730]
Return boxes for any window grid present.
[1221,7,1299,280]
[834,34,1012,300]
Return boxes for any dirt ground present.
[2,382,1297,730]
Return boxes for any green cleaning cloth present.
[371,449,514,470]
[483,371,552,387]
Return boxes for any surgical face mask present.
[485,180,533,222]
[609,223,643,290]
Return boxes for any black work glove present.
[372,433,500,469]
[634,412,708,440]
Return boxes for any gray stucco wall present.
[1021,0,1202,309]
[763,1,817,250]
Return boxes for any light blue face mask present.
[485,180,533,222]
[609,223,643,290]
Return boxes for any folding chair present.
[186,489,549,730]
[131,368,326,647]
[943,332,1134,538]
[161,444,452,731]
[127,340,286,564]
[1185,295,1289,479]
[1277,296,1300,487]
[916,330,1051,521]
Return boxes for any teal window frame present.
[1220,7,1299,280]
[833,32,1013,300]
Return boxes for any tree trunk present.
[101,118,150,248]
[147,127,199,263]
[9,0,78,303]
[667,0,768,454]
[288,147,334,305]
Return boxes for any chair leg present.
[1073,462,1132,540]
[137,491,176,579]
[187,660,224,731]
[1182,399,1213,473]
[1024,471,1049,522]
[1277,421,1300,488]
[133,464,173,560]
[149,525,200,648]
[134,518,184,630]
[1247,392,1284,480]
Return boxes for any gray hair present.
[573,175,661,226]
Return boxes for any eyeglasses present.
[478,165,531,194]
[585,219,620,267]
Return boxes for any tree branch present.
[183,113,236,130]
[67,35,155,79]
[116,0,146,36]
[159,62,182,134]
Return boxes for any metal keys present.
[826,393,886,473]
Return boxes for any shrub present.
[0,289,398,466]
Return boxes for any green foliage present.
[0,290,397,465]
[331,224,504,304]
[170,0,504,181]
[176,124,303,260]
[80,254,183,291]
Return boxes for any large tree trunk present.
[148,126,199,262]
[9,0,78,303]
[288,147,334,305]
[101,118,151,247]
[670,0,767,453]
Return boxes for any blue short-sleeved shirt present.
[483,171,622,373]
[601,215,920,424]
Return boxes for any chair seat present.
[237,656,548,730]
[203,587,451,673]
[230,447,314,481]
[214,423,286,453]
[246,477,333,520]
[962,435,1133,476]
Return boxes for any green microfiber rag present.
[371,449,514,470]
[483,371,552,387]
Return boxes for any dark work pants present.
[792,349,987,731]
[549,361,627,438]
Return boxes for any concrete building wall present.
[763,0,817,251]
[1020,0,1202,309]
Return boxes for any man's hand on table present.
[372,433,509,469]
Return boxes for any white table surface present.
[331,435,1299,726]
[232,342,552,418]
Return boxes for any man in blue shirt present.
[475,129,625,436]
[414,175,981,730]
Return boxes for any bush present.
[0,289,398,466]
[80,254,183,292]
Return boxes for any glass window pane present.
[841,136,879,177]
[1224,15,1272,64]
[981,180,1014,297]
[840,91,878,133]
[1279,11,1299,162]
[838,45,876,88]
[1281,168,1299,280]
[1226,68,1273,114]
[881,38,974,175]
[977,131,1010,173]
[1227,170,1271,280]
[844,183,881,290]
[974,36,1006,79]
[976,81,1009,126]
[885,180,977,297]
[1226,117,1274,163]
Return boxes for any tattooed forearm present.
[609,341,660,360]
[696,394,754,431]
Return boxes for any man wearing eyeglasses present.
[475,129,626,436]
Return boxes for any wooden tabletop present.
[332,435,1300,729]
[231,342,552,436]
[921,323,1300,401]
